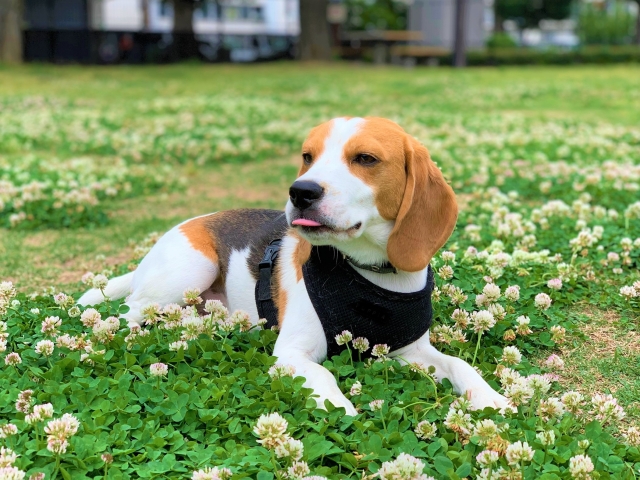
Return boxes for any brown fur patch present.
[272,263,288,326]
[299,120,334,176]
[342,117,408,221]
[179,215,220,264]
[292,232,312,282]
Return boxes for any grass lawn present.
[0,63,639,479]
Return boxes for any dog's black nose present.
[289,181,324,210]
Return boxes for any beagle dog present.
[79,117,510,415]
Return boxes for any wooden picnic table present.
[341,30,424,64]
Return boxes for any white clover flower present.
[0,465,26,479]
[4,353,21,366]
[268,364,296,379]
[141,303,162,325]
[470,310,495,334]
[67,306,81,318]
[498,367,522,387]
[30,308,40,315]
[334,330,352,346]
[15,390,33,414]
[80,308,101,328]
[527,374,552,394]
[286,461,310,479]
[45,413,80,454]
[274,437,304,461]
[0,446,18,468]
[91,274,109,290]
[623,426,640,446]
[349,381,362,396]
[472,419,499,445]
[534,293,552,310]
[182,288,203,306]
[0,282,16,302]
[101,453,113,464]
[441,251,456,263]
[504,378,534,406]
[228,310,252,332]
[487,303,506,321]
[591,393,625,425]
[620,286,637,299]
[561,391,584,415]
[369,399,384,411]
[414,420,437,440]
[537,397,565,422]
[352,337,370,353]
[169,340,188,351]
[41,316,62,336]
[81,272,95,285]
[0,424,18,439]
[253,412,288,449]
[444,409,472,436]
[550,325,566,343]
[569,454,594,479]
[437,265,454,280]
[451,309,469,329]
[191,466,232,480]
[547,278,563,290]
[536,430,556,446]
[371,344,390,358]
[504,285,520,302]
[149,363,168,377]
[544,354,564,370]
[476,449,499,466]
[505,441,534,465]
[482,283,501,302]
[35,340,55,357]
[378,453,431,480]
[515,315,532,336]
[501,346,522,365]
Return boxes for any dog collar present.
[344,255,397,274]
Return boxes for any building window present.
[196,1,218,20]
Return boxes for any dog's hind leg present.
[113,225,219,326]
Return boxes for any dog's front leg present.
[272,283,358,416]
[393,332,512,412]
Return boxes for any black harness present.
[255,241,434,359]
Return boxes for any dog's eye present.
[354,153,378,166]
[302,153,312,165]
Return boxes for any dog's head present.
[285,117,458,272]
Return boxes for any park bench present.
[389,45,451,66]
[340,30,423,64]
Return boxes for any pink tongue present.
[292,218,323,227]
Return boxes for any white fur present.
[226,247,260,323]
[78,271,134,306]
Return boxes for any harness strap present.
[255,239,281,329]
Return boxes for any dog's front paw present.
[314,393,358,416]
[466,386,515,414]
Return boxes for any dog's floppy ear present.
[387,137,458,272]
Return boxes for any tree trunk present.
[298,0,332,61]
[0,0,23,64]
[494,14,504,33]
[173,0,199,60]
[453,0,467,68]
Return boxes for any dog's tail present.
[78,272,134,306]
